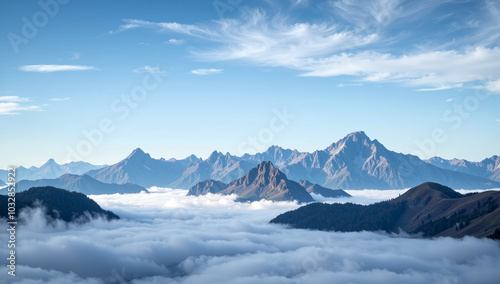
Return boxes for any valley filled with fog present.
[1,188,500,284]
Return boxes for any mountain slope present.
[170,151,258,189]
[87,148,256,189]
[187,179,228,196]
[188,161,314,203]
[17,174,147,195]
[270,182,500,238]
[426,156,500,182]
[0,186,119,222]
[241,145,301,167]
[87,148,197,188]
[297,180,351,198]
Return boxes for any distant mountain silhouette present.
[271,182,500,238]
[241,145,302,167]
[188,161,314,203]
[0,186,119,222]
[297,180,351,198]
[0,179,5,187]
[426,156,500,182]
[17,174,147,195]
[0,160,106,182]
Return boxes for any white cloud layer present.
[1,188,499,283]
[19,65,99,72]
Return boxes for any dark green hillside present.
[271,201,406,232]
[1,186,119,222]
[271,182,500,238]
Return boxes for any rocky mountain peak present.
[239,161,285,187]
[126,148,151,160]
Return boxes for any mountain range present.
[84,131,500,190]
[187,161,315,203]
[0,159,105,182]
[426,156,500,182]
[86,148,202,188]
[4,131,500,191]
[270,182,500,239]
[16,174,147,195]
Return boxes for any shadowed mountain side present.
[188,161,314,203]
[187,179,228,196]
[16,174,147,195]
[0,186,119,222]
[271,182,500,238]
[298,180,351,198]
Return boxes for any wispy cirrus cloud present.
[0,95,29,102]
[0,96,41,115]
[50,97,71,102]
[68,52,82,60]
[19,65,99,73]
[166,38,185,45]
[132,65,166,74]
[114,13,378,68]
[113,1,500,93]
[191,68,223,75]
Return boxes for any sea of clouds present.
[1,188,499,284]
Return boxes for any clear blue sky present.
[1,0,500,168]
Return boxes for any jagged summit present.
[346,130,369,140]
[325,131,372,153]
[234,161,285,187]
[126,148,150,160]
[44,158,58,165]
